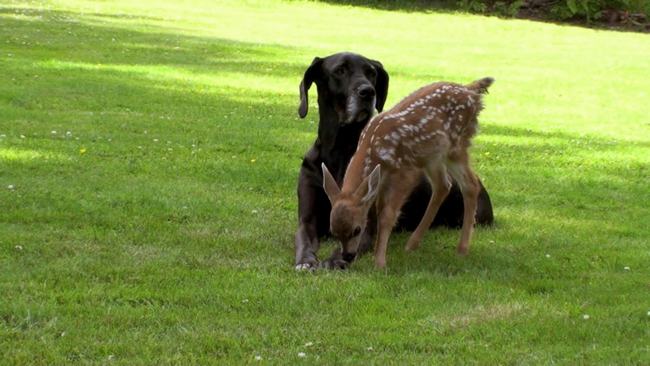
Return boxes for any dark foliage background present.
[318,0,650,29]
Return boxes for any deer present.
[321,77,494,268]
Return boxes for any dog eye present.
[334,67,346,76]
[365,67,377,78]
[352,226,362,237]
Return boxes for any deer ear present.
[321,163,341,203]
[298,57,323,118]
[358,164,381,205]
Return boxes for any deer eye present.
[352,226,362,237]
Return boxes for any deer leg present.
[448,158,479,255]
[405,167,452,252]
[374,182,411,268]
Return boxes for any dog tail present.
[465,77,494,94]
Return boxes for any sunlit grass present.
[0,0,649,364]
[0,147,69,162]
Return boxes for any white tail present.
[322,77,494,268]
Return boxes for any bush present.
[456,0,650,22]
[457,0,524,17]
[550,0,650,22]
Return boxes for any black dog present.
[294,52,493,270]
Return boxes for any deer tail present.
[466,77,494,94]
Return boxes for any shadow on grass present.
[0,7,308,79]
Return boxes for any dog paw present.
[295,262,317,271]
[319,258,350,270]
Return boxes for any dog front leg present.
[295,221,320,270]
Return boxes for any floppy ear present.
[370,60,389,112]
[355,164,381,205]
[298,57,323,118]
[321,163,341,203]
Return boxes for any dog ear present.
[370,60,389,112]
[298,57,323,118]
[321,163,341,203]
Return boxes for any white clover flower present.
[583,314,590,320]
[7,184,14,190]
[254,355,262,361]
[304,342,313,347]
[298,352,306,358]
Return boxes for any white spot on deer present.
[377,147,395,163]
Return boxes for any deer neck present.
[340,136,376,194]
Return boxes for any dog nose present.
[342,252,356,262]
[357,85,376,99]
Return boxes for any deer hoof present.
[405,240,420,252]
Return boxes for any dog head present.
[298,52,389,125]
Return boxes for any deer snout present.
[342,252,357,262]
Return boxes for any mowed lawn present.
[1,0,649,364]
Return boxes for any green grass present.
[1,0,649,364]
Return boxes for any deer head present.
[321,163,381,260]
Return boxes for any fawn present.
[322,77,494,268]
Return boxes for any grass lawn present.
[1,0,649,364]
